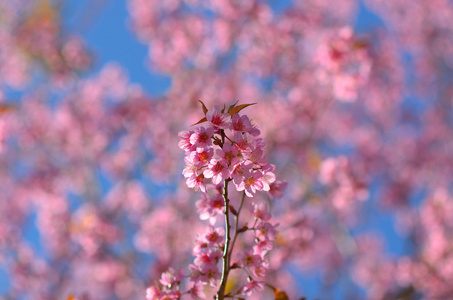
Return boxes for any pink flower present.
[189,282,206,299]
[259,171,276,191]
[203,159,230,185]
[253,203,271,221]
[198,263,221,287]
[255,222,278,241]
[186,173,207,192]
[196,194,224,224]
[237,247,263,268]
[193,239,209,255]
[188,148,214,166]
[245,147,268,166]
[242,279,264,296]
[334,74,359,102]
[231,113,260,136]
[251,265,267,278]
[319,157,343,185]
[206,106,230,129]
[158,291,180,300]
[231,163,251,186]
[188,264,202,282]
[194,248,222,268]
[146,287,160,300]
[182,157,198,178]
[255,240,274,253]
[189,126,214,149]
[232,131,251,151]
[194,251,214,268]
[237,171,264,197]
[268,181,287,199]
[178,130,195,151]
[215,142,239,166]
[250,137,266,151]
[202,225,225,247]
[159,267,185,287]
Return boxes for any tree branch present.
[217,178,232,300]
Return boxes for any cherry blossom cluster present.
[190,200,277,297]
[178,102,276,197]
[316,27,371,102]
[319,156,369,220]
[145,267,204,300]
[145,102,280,299]
[144,224,224,299]
[145,200,278,299]
[235,202,277,295]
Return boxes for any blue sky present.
[64,0,171,96]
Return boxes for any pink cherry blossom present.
[268,181,287,199]
[178,130,195,151]
[146,287,160,300]
[242,279,264,296]
[238,247,263,269]
[196,193,224,224]
[237,171,264,197]
[202,226,225,247]
[159,268,185,288]
[189,282,206,299]
[203,158,230,185]
[206,106,231,129]
[231,113,260,136]
[186,173,207,193]
[189,126,214,149]
[253,203,271,221]
[215,142,239,166]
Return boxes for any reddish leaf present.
[192,116,207,126]
[230,262,240,269]
[274,289,289,300]
[228,103,256,116]
[353,40,368,49]
[198,100,208,115]
[213,137,222,146]
[0,105,15,114]
[227,100,240,113]
[237,224,248,233]
[229,205,238,215]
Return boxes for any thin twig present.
[227,192,246,265]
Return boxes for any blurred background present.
[1,0,453,299]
